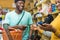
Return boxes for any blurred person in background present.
[41,0,51,15]
[34,0,38,7]
[56,0,60,11]
[34,3,43,20]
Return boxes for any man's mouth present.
[20,6,23,9]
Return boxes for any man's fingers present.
[40,26,49,31]
[38,24,48,30]
[38,24,44,29]
[40,26,46,29]
[42,24,50,27]
[38,24,43,27]
[8,27,15,31]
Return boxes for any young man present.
[4,0,33,40]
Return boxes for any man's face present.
[56,0,60,10]
[15,1,24,11]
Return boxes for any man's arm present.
[51,27,60,38]
[29,25,33,38]
[38,24,60,38]
[28,13,33,40]
[8,25,26,31]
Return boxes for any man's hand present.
[8,27,15,31]
[38,24,55,31]
[19,25,26,30]
[31,24,37,30]
[9,25,26,30]
[31,24,41,31]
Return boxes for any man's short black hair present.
[15,0,25,3]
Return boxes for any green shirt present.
[4,10,33,40]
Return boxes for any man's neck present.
[15,9,22,14]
